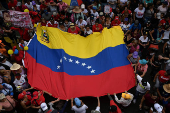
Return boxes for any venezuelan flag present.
[24,25,135,99]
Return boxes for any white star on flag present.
[60,59,62,63]
[91,69,95,73]
[87,66,91,69]
[57,65,60,69]
[82,63,86,66]
[69,58,73,62]
[63,56,67,61]
[75,60,80,64]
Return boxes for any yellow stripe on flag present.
[36,25,125,58]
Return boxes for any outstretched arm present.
[97,97,100,107]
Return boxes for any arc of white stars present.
[63,56,67,61]
[82,63,86,66]
[69,58,73,62]
[60,59,62,63]
[91,69,95,73]
[75,60,80,64]
[57,65,60,69]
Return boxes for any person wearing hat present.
[157,84,170,105]
[139,91,160,112]
[0,93,16,112]
[81,4,88,20]
[31,90,52,109]
[68,23,81,35]
[127,51,140,65]
[125,20,141,35]
[18,91,32,110]
[150,54,169,78]
[114,91,134,107]
[10,63,26,75]
[0,83,13,96]
[149,103,165,113]
[160,15,170,28]
[153,69,170,88]
[133,74,150,104]
[120,18,131,33]
[90,6,99,18]
[150,26,164,42]
[141,21,152,40]
[56,0,68,12]
[42,9,52,21]
[86,14,97,27]
[32,1,40,12]
[107,93,121,113]
[160,24,170,43]
[134,59,148,77]
[91,97,101,113]
[111,16,121,27]
[51,12,60,21]
[71,97,88,113]
[92,20,103,32]
[72,6,84,22]
[158,1,168,15]
[46,17,58,28]
[8,0,17,10]
[39,98,63,113]
[40,0,48,11]
[48,0,57,13]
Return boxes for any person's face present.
[86,27,90,31]
[65,20,68,24]
[71,26,75,30]
[158,28,162,32]
[95,23,99,26]
[94,2,97,5]
[3,12,10,21]
[42,19,45,23]
[124,21,128,24]
[15,68,22,74]
[125,7,128,11]
[79,19,83,22]
[16,75,21,80]
[139,4,143,10]
[93,9,96,13]
[59,1,63,4]
[144,35,147,38]
[151,95,157,100]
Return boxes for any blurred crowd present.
[0,0,170,113]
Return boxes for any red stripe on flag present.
[77,0,83,6]
[24,53,135,100]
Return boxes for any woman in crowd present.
[127,40,140,54]
[134,59,148,77]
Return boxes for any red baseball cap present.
[33,91,39,99]
[18,91,26,100]
[114,16,119,20]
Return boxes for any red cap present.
[50,0,54,2]
[115,16,119,20]
[33,91,39,99]
[18,91,26,100]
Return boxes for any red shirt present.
[68,27,80,34]
[111,20,121,26]
[41,22,47,26]
[158,70,170,83]
[92,24,103,32]
[13,51,24,65]
[122,10,132,14]
[52,15,60,21]
[25,95,32,106]
[10,27,31,41]
[40,4,47,10]
[47,21,58,28]
[144,93,159,107]
[109,100,121,113]
[31,95,45,106]
[15,5,28,12]
[8,0,17,9]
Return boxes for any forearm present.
[141,71,146,77]
[31,105,41,109]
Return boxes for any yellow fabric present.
[36,25,124,58]
[62,0,71,5]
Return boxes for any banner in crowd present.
[2,10,32,28]
[24,25,135,99]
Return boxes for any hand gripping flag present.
[24,25,135,99]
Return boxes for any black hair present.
[85,25,90,28]
[139,3,144,7]
[152,91,158,96]
[78,17,83,21]
[15,73,21,76]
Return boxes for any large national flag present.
[24,25,135,99]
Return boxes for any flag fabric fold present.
[24,25,135,99]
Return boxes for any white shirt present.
[82,9,88,14]
[136,75,150,93]
[90,10,99,17]
[46,21,58,27]
[162,30,170,40]
[86,17,96,26]
[120,0,127,5]
[2,61,12,68]
[84,29,93,35]
[139,36,149,43]
[76,20,87,28]
[150,106,163,113]
[25,2,33,10]
[72,104,88,113]
[134,7,145,18]
[158,5,168,14]
[13,75,27,88]
[120,23,131,31]
[114,93,134,107]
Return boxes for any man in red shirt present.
[160,15,170,28]
[111,16,121,27]
[92,21,103,32]
[108,93,122,113]
[15,2,28,12]
[153,69,170,87]
[40,0,48,11]
[46,17,58,28]
[8,0,17,10]
[68,23,81,35]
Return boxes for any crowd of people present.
[0,0,170,113]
